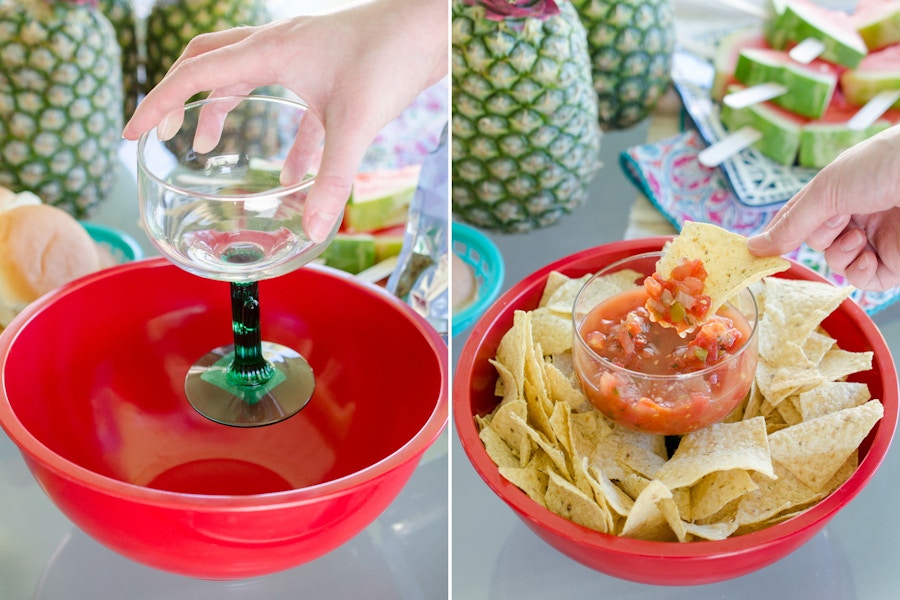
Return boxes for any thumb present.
[747,183,838,256]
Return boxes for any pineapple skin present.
[0,0,124,218]
[451,1,602,233]
[98,0,139,120]
[144,0,271,95]
[571,0,675,130]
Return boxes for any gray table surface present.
[451,124,900,599]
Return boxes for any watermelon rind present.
[734,48,837,118]
[841,68,900,107]
[768,2,868,68]
[720,85,803,165]
[856,6,900,51]
[798,120,891,168]
[320,234,377,274]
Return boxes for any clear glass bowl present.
[572,251,759,436]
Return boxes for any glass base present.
[185,341,315,427]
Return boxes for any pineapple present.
[452,0,602,233]
[98,0,139,119]
[0,0,123,218]
[144,0,271,97]
[571,0,675,130]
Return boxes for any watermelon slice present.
[320,225,406,274]
[734,48,839,118]
[343,165,421,233]
[798,119,891,167]
[853,0,900,50]
[720,84,805,165]
[711,28,770,101]
[767,0,868,68]
[321,233,377,274]
[841,42,900,106]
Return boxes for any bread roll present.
[0,204,100,324]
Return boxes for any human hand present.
[122,0,448,242]
[747,126,900,291]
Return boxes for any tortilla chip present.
[495,311,530,400]
[488,398,533,466]
[818,348,873,382]
[655,221,790,320]
[545,470,612,533]
[490,359,520,405]
[655,417,775,490]
[691,469,759,521]
[768,401,883,492]
[621,480,680,542]
[797,381,871,421]
[539,271,573,308]
[570,269,644,323]
[777,397,804,426]
[513,410,571,479]
[761,278,852,345]
[586,461,635,517]
[543,359,591,412]
[478,424,519,470]
[755,342,824,407]
[544,274,592,315]
[499,464,548,506]
[530,307,574,355]
[683,519,739,541]
[803,331,836,364]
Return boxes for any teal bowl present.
[81,222,144,264]
[452,222,504,336]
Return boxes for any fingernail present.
[839,229,864,252]
[307,212,337,244]
[280,163,298,187]
[746,232,770,253]
[825,214,845,228]
[192,131,217,155]
[157,112,183,141]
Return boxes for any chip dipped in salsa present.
[574,280,757,435]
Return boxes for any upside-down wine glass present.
[137,94,339,427]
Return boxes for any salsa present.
[574,286,757,435]
[644,258,711,334]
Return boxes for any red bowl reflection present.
[0,258,448,579]
[454,238,897,585]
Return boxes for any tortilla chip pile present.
[476,271,884,542]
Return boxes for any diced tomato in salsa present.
[574,286,756,435]
[644,259,712,334]
[584,288,743,374]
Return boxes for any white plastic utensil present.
[789,38,827,64]
[848,90,900,131]
[723,83,789,109]
[698,126,763,168]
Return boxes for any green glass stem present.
[226,281,276,388]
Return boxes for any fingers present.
[301,121,372,243]
[746,181,840,257]
[123,29,267,141]
[281,111,325,186]
[823,228,868,276]
[192,94,247,154]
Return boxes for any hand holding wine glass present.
[123,0,449,243]
[138,94,339,427]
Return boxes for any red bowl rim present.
[454,237,899,559]
[0,257,449,509]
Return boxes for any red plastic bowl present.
[454,238,898,586]
[0,258,447,580]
